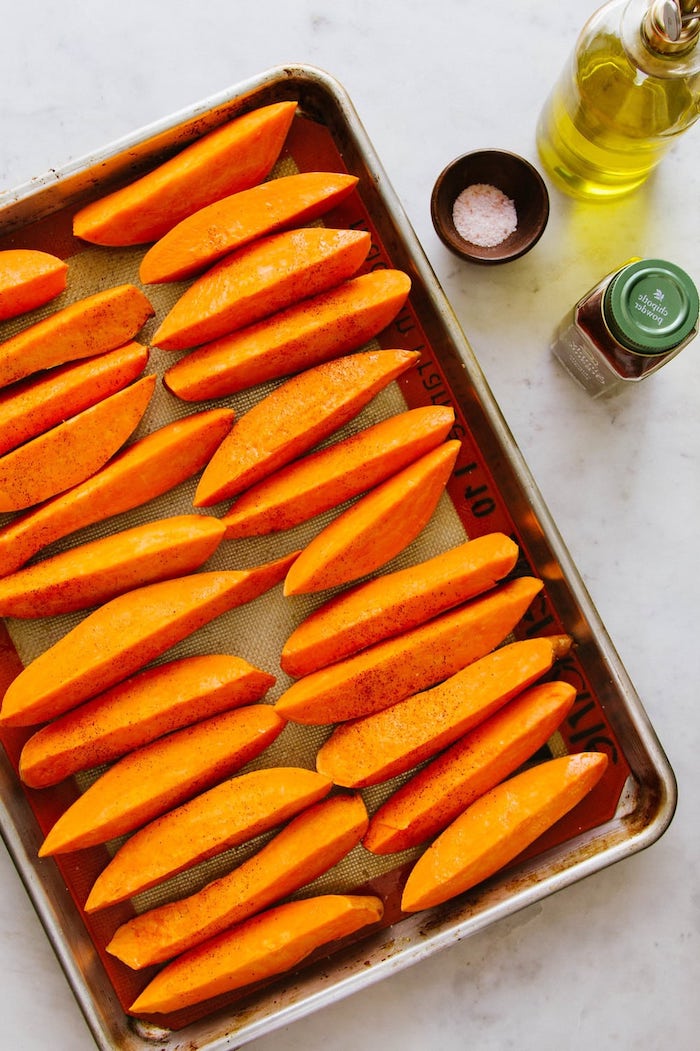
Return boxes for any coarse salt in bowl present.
[452,183,518,248]
[431,149,550,265]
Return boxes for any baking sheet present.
[0,64,676,1050]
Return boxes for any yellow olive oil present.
[537,0,700,200]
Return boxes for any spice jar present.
[551,258,699,397]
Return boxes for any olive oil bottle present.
[537,0,700,200]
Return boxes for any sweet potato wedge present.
[315,635,572,787]
[363,680,577,855]
[0,407,234,578]
[0,551,297,727]
[0,249,67,321]
[221,405,454,540]
[275,576,544,726]
[194,348,419,507]
[152,227,371,351]
[20,654,275,789]
[163,268,412,401]
[39,706,286,856]
[281,532,519,677]
[400,752,609,912]
[283,440,460,596]
[0,283,154,388]
[0,342,149,457]
[0,514,226,619]
[140,171,359,283]
[86,766,335,911]
[0,374,156,512]
[73,101,297,246]
[129,893,384,1016]
[105,792,369,964]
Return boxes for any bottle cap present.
[642,1,700,57]
[604,258,699,355]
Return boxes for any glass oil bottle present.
[537,0,700,200]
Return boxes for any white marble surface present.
[0,2,698,1049]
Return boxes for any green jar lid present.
[604,258,699,356]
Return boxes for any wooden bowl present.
[431,149,549,265]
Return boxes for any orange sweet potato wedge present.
[0,249,68,321]
[163,269,412,401]
[0,374,156,512]
[0,514,226,619]
[0,407,234,578]
[106,792,369,965]
[152,227,371,351]
[315,635,573,787]
[0,283,154,388]
[364,680,577,855]
[0,551,297,727]
[140,170,359,283]
[20,654,275,789]
[400,752,609,912]
[281,532,519,677]
[39,706,286,856]
[194,348,419,507]
[128,893,384,1016]
[73,101,297,246]
[283,440,460,596]
[221,405,454,540]
[275,576,544,725]
[0,341,149,457]
[86,766,335,911]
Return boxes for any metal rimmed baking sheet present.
[0,64,676,1050]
